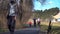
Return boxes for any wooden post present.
[47,20,52,34]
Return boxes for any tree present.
[19,0,33,24]
[0,0,33,29]
[33,10,43,18]
[33,7,59,19]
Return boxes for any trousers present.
[7,16,16,33]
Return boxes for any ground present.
[0,27,46,34]
[0,22,60,34]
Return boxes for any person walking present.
[28,21,32,27]
[7,1,18,34]
[37,18,41,27]
[33,18,36,27]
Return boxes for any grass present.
[40,22,60,34]
[0,28,9,32]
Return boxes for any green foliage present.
[33,7,59,19]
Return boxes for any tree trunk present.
[0,0,33,29]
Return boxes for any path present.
[0,28,46,34]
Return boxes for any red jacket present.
[29,22,32,24]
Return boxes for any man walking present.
[33,18,36,27]
[7,1,18,34]
[37,18,41,27]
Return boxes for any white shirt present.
[37,18,40,22]
[9,4,15,16]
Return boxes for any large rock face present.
[0,0,33,29]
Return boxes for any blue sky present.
[33,0,60,11]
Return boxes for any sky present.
[33,0,60,11]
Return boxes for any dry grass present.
[40,21,60,34]
[41,21,60,26]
